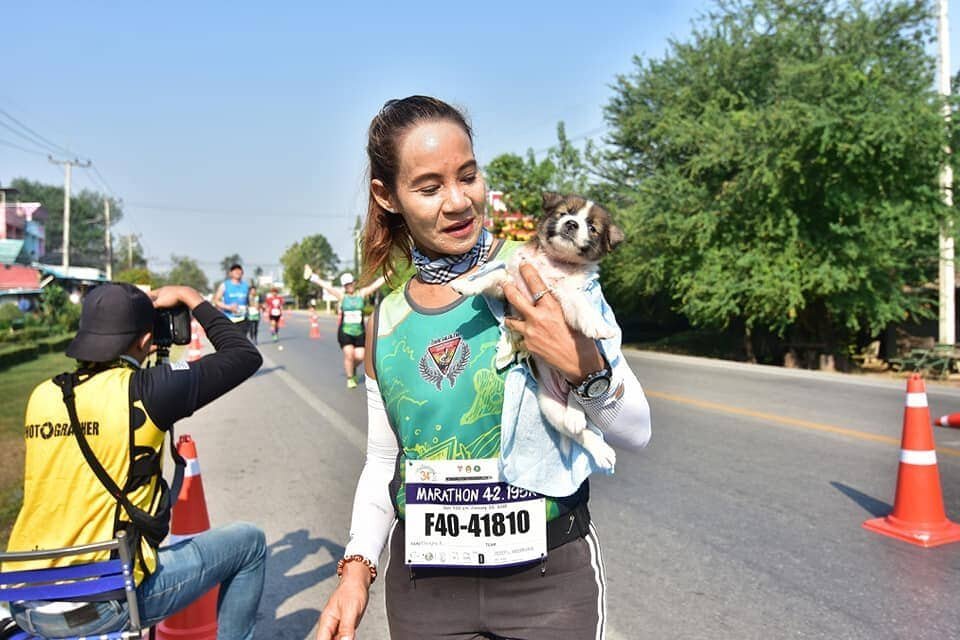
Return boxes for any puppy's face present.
[537,192,624,264]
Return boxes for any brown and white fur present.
[452,192,624,470]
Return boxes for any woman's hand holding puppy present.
[502,262,604,385]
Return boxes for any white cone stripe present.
[905,393,928,408]
[183,457,201,477]
[900,449,937,465]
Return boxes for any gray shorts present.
[384,521,607,640]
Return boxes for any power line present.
[0,108,73,156]
[531,125,608,155]
[0,137,48,156]
[81,165,115,198]
[90,164,115,196]
[0,118,61,155]
[126,202,357,219]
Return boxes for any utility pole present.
[127,234,134,270]
[104,199,113,280]
[48,156,91,270]
[938,0,955,345]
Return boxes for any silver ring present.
[531,287,553,304]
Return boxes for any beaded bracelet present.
[336,555,378,584]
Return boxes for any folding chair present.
[0,530,147,640]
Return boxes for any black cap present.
[66,283,155,362]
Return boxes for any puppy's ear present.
[607,223,625,251]
[541,191,563,213]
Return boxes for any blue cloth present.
[222,280,250,320]
[11,523,266,640]
[475,261,623,498]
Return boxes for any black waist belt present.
[546,501,591,550]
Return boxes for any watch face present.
[585,376,611,398]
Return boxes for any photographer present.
[4,283,265,640]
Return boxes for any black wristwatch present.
[572,365,612,400]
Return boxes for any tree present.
[220,254,243,276]
[485,122,597,219]
[114,268,163,289]
[166,255,210,293]
[10,178,122,269]
[485,151,556,219]
[113,234,147,272]
[597,0,948,356]
[280,234,339,306]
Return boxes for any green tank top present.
[340,294,365,336]
[373,241,565,521]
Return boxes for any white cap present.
[340,273,355,286]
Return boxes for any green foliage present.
[166,255,210,293]
[10,178,121,268]
[485,151,555,218]
[598,0,947,346]
[114,267,162,288]
[0,342,39,370]
[39,284,68,324]
[114,234,148,272]
[220,254,243,276]
[281,234,340,305]
[0,304,23,330]
[57,301,81,332]
[485,122,597,218]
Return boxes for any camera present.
[153,304,192,347]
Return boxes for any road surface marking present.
[645,390,960,459]
[260,352,365,451]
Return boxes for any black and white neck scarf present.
[412,229,494,285]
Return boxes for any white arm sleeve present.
[577,355,651,451]
[342,377,398,566]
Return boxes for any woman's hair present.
[360,96,473,285]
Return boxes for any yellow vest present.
[5,366,165,584]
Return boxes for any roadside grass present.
[0,352,75,548]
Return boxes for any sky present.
[2,0,959,286]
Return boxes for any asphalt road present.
[177,311,960,640]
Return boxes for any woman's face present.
[373,120,486,259]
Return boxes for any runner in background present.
[246,281,261,344]
[263,287,284,343]
[213,263,250,336]
[303,266,384,388]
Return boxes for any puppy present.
[452,192,624,470]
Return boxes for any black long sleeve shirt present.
[132,301,263,430]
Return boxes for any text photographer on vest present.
[4,284,266,640]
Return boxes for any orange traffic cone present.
[187,320,204,363]
[309,313,320,339]
[157,435,218,640]
[863,374,960,547]
[934,413,960,429]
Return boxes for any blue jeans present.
[12,522,266,640]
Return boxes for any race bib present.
[405,458,546,568]
[343,309,363,325]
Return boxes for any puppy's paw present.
[580,429,616,471]
[575,316,616,340]
[450,277,481,297]
[495,333,523,369]
[563,405,587,435]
